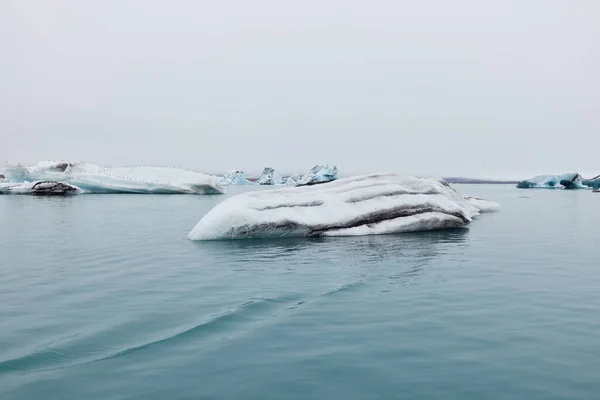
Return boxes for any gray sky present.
[1,0,598,179]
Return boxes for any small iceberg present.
[0,181,81,195]
[218,170,255,186]
[1,161,224,194]
[283,174,301,185]
[582,175,600,189]
[517,173,596,190]
[257,167,284,185]
[188,174,499,240]
[296,164,338,186]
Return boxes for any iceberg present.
[582,175,600,189]
[0,181,81,195]
[257,167,284,185]
[188,174,499,240]
[1,161,224,194]
[218,170,255,186]
[516,173,589,189]
[283,174,301,185]
[296,164,338,186]
[464,196,501,213]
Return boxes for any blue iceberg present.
[516,173,586,189]
[296,164,338,186]
[257,167,284,185]
[582,175,600,189]
[218,170,255,186]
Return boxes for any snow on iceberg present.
[257,167,284,185]
[188,174,498,240]
[0,181,81,195]
[296,164,338,186]
[516,173,585,189]
[218,170,255,186]
[1,161,224,194]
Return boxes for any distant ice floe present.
[517,173,600,190]
[256,167,284,185]
[188,174,499,240]
[223,164,339,187]
[296,164,338,186]
[283,174,301,186]
[218,170,255,186]
[0,161,224,195]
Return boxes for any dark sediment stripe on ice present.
[345,188,440,203]
[229,206,469,238]
[253,201,325,211]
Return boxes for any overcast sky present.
[1,0,598,178]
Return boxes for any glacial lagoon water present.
[1,185,599,399]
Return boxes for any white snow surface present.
[1,161,224,194]
[188,174,498,240]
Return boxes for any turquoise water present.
[1,185,599,399]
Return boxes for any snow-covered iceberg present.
[188,174,499,240]
[516,173,588,189]
[0,181,81,195]
[296,164,338,186]
[257,167,284,185]
[1,161,224,194]
[218,170,255,186]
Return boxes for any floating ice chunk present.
[464,197,501,213]
[188,174,497,240]
[283,174,301,185]
[582,175,600,189]
[218,170,255,186]
[516,173,585,189]
[0,181,81,195]
[1,161,224,194]
[296,164,338,186]
[257,167,284,185]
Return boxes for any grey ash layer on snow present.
[188,174,499,240]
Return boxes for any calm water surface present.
[1,185,599,399]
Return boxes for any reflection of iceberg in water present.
[1,161,224,194]
[193,229,469,287]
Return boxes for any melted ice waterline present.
[188,174,499,240]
